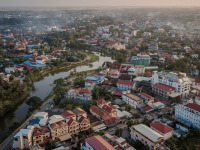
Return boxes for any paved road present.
[0,96,54,150]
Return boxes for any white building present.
[152,71,191,98]
[122,91,143,109]
[130,124,164,150]
[5,67,15,74]
[117,80,135,91]
[13,128,33,149]
[175,103,200,130]
[150,121,174,140]
[65,88,92,101]
[33,112,48,119]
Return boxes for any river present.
[0,53,114,141]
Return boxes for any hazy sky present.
[0,0,200,7]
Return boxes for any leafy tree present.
[115,128,123,137]
[45,140,56,150]
[125,104,132,112]
[9,75,15,81]
[26,96,42,110]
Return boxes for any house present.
[106,69,120,79]
[90,102,119,126]
[85,80,96,89]
[33,112,48,119]
[122,91,143,109]
[140,93,154,105]
[48,119,70,141]
[148,43,158,51]
[65,88,92,101]
[13,127,34,149]
[32,126,51,145]
[119,74,132,81]
[5,67,15,74]
[35,56,49,64]
[131,54,150,66]
[130,124,164,150]
[117,80,135,91]
[81,135,115,150]
[175,103,200,130]
[150,121,174,140]
[104,134,136,150]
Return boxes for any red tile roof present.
[62,110,76,118]
[186,103,200,112]
[113,90,122,96]
[85,80,96,84]
[85,135,115,150]
[98,99,108,105]
[68,118,78,126]
[140,105,153,112]
[194,78,200,84]
[140,93,154,99]
[154,83,176,92]
[79,88,92,93]
[117,80,134,86]
[150,121,174,134]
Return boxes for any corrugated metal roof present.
[133,124,163,142]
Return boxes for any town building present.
[175,103,200,130]
[90,100,119,126]
[65,88,92,101]
[32,126,51,145]
[117,80,135,91]
[13,128,33,149]
[152,71,190,98]
[130,124,164,150]
[131,54,150,66]
[150,121,174,140]
[122,91,143,109]
[106,69,120,79]
[85,80,96,89]
[81,135,115,150]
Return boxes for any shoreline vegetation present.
[0,53,99,144]
[0,53,99,118]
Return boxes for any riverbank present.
[0,52,113,143]
[0,53,99,118]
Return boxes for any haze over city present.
[0,0,200,7]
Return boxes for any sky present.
[0,0,200,7]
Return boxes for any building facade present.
[130,124,164,150]
[131,54,150,66]
[175,103,200,130]
[152,71,190,98]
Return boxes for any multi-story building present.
[85,80,96,89]
[48,119,69,141]
[140,93,154,105]
[175,103,200,130]
[148,43,158,51]
[81,135,115,150]
[106,69,120,79]
[65,88,92,101]
[131,54,150,66]
[122,91,143,109]
[13,128,33,149]
[152,71,191,98]
[90,100,119,125]
[150,121,174,140]
[130,124,164,150]
[117,80,135,91]
[32,126,51,145]
[62,108,90,133]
